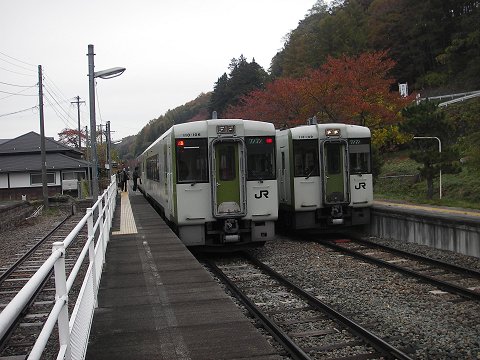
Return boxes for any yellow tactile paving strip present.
[112,191,138,235]
[374,200,480,218]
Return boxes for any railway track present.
[315,236,480,302]
[0,211,89,358]
[206,252,413,360]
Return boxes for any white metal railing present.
[0,175,118,360]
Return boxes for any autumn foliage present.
[225,51,413,131]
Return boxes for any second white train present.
[276,123,373,230]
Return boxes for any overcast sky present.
[0,0,318,142]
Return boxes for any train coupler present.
[223,219,240,243]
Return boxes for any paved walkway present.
[86,184,280,360]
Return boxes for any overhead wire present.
[0,80,36,88]
[0,55,36,73]
[0,51,36,68]
[95,80,104,126]
[44,94,76,129]
[0,106,38,118]
[0,86,38,99]
[0,65,36,77]
[43,85,77,128]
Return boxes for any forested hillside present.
[119,0,479,161]
[272,0,480,91]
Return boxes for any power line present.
[0,106,37,118]
[44,94,76,129]
[43,86,77,127]
[0,80,36,87]
[0,51,36,68]
[43,73,69,101]
[0,65,35,77]
[95,80,104,125]
[0,55,36,73]
[0,87,37,97]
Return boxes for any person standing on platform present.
[132,166,140,191]
[121,168,129,192]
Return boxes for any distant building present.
[0,131,90,201]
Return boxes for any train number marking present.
[255,190,269,199]
[355,182,366,190]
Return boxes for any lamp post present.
[87,44,125,200]
[413,136,442,199]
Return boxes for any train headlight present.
[217,125,236,134]
[325,128,341,137]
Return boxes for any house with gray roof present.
[0,132,90,201]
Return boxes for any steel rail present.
[243,252,414,360]
[0,213,71,285]
[347,234,480,278]
[317,239,480,302]
[207,260,312,360]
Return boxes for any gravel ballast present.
[250,234,480,359]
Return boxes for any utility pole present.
[106,121,112,179]
[85,126,91,196]
[38,65,48,209]
[71,96,85,148]
[88,44,99,200]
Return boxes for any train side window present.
[246,136,275,181]
[146,154,159,181]
[293,140,319,177]
[349,142,371,174]
[176,138,208,183]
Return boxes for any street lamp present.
[413,136,442,199]
[87,44,125,200]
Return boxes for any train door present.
[322,140,349,204]
[280,151,287,202]
[211,139,246,217]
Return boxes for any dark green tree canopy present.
[271,0,480,89]
[208,55,268,117]
[401,101,461,198]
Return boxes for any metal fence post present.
[86,208,98,307]
[97,195,105,264]
[52,241,71,360]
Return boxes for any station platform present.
[374,199,480,225]
[86,185,280,360]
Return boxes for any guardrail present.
[0,175,118,360]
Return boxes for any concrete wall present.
[369,205,480,258]
[0,202,33,232]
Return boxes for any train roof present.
[278,123,370,140]
[138,119,276,159]
[172,119,275,137]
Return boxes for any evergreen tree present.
[209,56,268,117]
[401,101,461,199]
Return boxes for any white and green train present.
[137,119,278,247]
[276,123,373,230]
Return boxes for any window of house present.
[31,172,55,185]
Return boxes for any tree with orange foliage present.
[226,51,412,134]
[225,77,305,128]
[58,128,86,148]
[302,51,412,128]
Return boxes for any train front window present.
[176,138,208,183]
[293,140,319,177]
[246,137,275,181]
[219,145,236,181]
[349,141,371,174]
